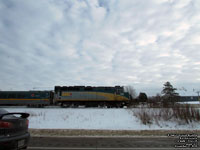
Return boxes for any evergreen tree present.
[161,81,179,103]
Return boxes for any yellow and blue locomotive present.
[54,86,130,107]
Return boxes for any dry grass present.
[172,104,200,123]
[133,108,152,125]
[133,103,200,125]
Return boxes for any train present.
[0,86,131,108]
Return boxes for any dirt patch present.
[29,129,200,137]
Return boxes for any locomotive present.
[0,86,131,107]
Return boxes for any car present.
[0,109,30,150]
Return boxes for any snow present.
[4,107,200,130]
[179,101,200,104]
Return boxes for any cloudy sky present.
[0,0,200,96]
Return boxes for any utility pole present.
[197,91,200,103]
[192,89,200,104]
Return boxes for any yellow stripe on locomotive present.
[57,92,129,101]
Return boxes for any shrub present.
[133,108,152,125]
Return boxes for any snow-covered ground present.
[179,101,200,104]
[4,107,200,130]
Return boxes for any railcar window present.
[0,93,7,98]
[17,94,25,98]
[36,94,40,97]
[8,93,16,98]
[85,87,93,91]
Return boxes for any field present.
[4,107,200,130]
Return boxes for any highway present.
[27,136,199,150]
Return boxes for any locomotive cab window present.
[116,89,120,94]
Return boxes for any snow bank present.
[4,108,200,130]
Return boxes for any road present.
[27,136,199,150]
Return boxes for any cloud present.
[0,0,199,96]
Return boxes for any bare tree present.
[124,85,137,99]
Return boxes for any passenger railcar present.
[54,86,130,107]
[0,91,53,107]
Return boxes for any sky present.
[0,0,200,96]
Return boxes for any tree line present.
[125,81,180,105]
